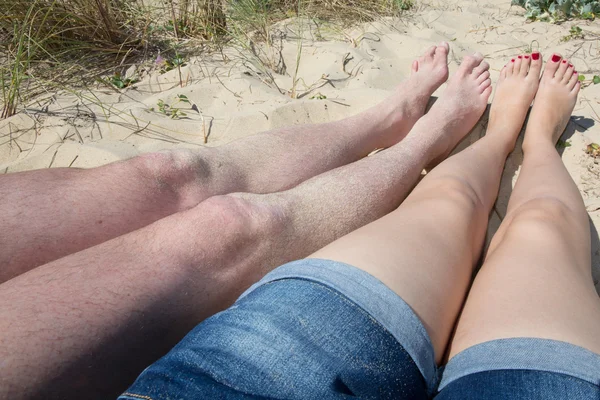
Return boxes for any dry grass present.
[0,0,413,118]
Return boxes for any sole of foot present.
[486,52,544,151]
[379,42,451,147]
[523,53,581,151]
[425,52,493,165]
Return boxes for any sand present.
[1,0,599,291]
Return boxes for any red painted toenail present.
[569,63,573,67]
[532,52,540,60]
[518,55,523,59]
[525,55,530,59]
[562,60,568,63]
[552,54,561,62]
[511,59,515,62]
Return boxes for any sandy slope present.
[1,0,600,290]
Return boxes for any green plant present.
[152,94,192,119]
[310,92,327,100]
[562,25,584,41]
[156,54,187,74]
[2,8,31,119]
[394,0,413,10]
[512,0,600,21]
[576,74,600,88]
[557,139,572,148]
[109,73,139,89]
[586,142,600,157]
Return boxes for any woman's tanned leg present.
[448,54,600,360]
[312,53,543,362]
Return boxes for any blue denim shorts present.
[120,259,600,399]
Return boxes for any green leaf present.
[593,75,600,84]
[557,139,572,148]
[177,94,190,103]
[579,74,586,81]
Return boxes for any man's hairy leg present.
[0,53,488,400]
[0,43,451,282]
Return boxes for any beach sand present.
[1,0,599,291]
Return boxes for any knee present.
[503,198,577,242]
[195,193,289,239]
[422,176,486,216]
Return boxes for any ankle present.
[522,133,557,154]
[483,128,520,155]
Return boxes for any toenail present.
[511,59,515,62]
[569,63,573,67]
[525,55,530,59]
[518,55,523,59]
[532,52,540,60]
[562,60,568,64]
[552,54,561,62]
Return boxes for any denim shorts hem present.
[239,258,438,394]
[438,337,600,391]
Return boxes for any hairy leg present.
[0,54,487,399]
[448,54,600,359]
[0,44,450,282]
[312,53,542,362]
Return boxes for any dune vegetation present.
[0,0,413,118]
[512,0,600,21]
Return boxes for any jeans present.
[119,259,600,399]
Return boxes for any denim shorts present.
[120,259,600,399]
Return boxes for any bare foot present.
[523,53,581,151]
[487,52,543,150]
[421,53,492,162]
[377,42,450,146]
[407,41,451,103]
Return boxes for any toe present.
[412,60,419,73]
[459,53,485,74]
[424,45,437,61]
[561,60,575,84]
[473,61,490,76]
[482,85,493,100]
[500,65,507,81]
[528,52,543,79]
[513,55,523,75]
[568,70,580,91]
[480,77,492,93]
[555,58,570,81]
[506,57,516,76]
[543,53,563,81]
[519,54,532,76]
[434,42,449,64]
[440,41,450,53]
[477,70,491,84]
[435,42,449,56]
[572,80,582,95]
